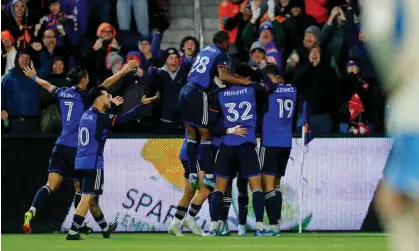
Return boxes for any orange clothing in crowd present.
[219,0,240,43]
[305,0,328,24]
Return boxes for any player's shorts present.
[214,143,261,179]
[77,169,105,195]
[48,144,79,180]
[260,146,291,177]
[179,83,209,128]
[181,160,189,179]
[383,134,419,201]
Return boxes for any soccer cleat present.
[182,218,204,236]
[189,173,198,191]
[255,229,265,237]
[264,230,281,237]
[79,224,93,235]
[66,233,83,240]
[102,223,117,239]
[204,230,219,237]
[238,225,247,237]
[220,222,230,236]
[23,211,33,234]
[168,223,184,236]
[202,174,216,188]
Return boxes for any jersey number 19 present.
[277,98,294,118]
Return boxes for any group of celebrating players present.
[169,30,297,237]
[21,30,297,239]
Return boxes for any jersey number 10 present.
[277,98,294,118]
[78,127,90,146]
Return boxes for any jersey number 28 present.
[190,55,209,74]
[225,101,253,122]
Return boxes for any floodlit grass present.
[1,233,387,251]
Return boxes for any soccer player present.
[179,30,251,235]
[363,0,419,250]
[22,62,138,234]
[207,65,278,236]
[66,87,157,240]
[259,65,297,236]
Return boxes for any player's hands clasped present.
[112,96,124,106]
[23,66,37,79]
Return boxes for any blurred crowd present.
[1,0,386,136]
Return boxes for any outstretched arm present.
[23,66,56,93]
[101,60,139,88]
[112,95,158,125]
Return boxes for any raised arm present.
[101,60,139,88]
[218,67,251,85]
[23,67,56,93]
[113,95,158,125]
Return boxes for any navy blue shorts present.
[48,145,79,180]
[214,143,261,179]
[260,146,291,177]
[179,83,209,128]
[181,160,189,179]
[76,169,104,195]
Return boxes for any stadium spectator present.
[1,50,41,134]
[83,22,121,86]
[320,6,347,75]
[138,33,164,69]
[109,52,153,133]
[283,0,317,59]
[38,0,78,45]
[2,30,18,76]
[39,56,69,133]
[179,36,199,66]
[285,25,321,73]
[117,0,149,35]
[219,0,252,70]
[290,46,341,134]
[247,41,266,69]
[149,48,186,134]
[106,51,124,76]
[64,0,111,36]
[2,0,32,49]
[31,27,73,78]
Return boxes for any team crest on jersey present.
[109,114,115,119]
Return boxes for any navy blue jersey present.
[53,86,89,148]
[75,103,145,170]
[261,85,297,147]
[211,81,275,146]
[187,44,229,90]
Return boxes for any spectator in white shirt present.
[2,30,17,76]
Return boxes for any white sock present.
[256,222,264,231]
[210,221,218,231]
[238,224,246,232]
[102,224,109,232]
[172,218,181,226]
[29,206,37,217]
[185,214,194,222]
[386,213,416,251]
[270,225,277,232]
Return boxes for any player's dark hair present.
[66,66,88,86]
[234,63,262,82]
[88,86,108,105]
[213,31,230,45]
[263,64,280,76]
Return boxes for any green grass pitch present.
[1,233,387,251]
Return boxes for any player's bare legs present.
[376,184,417,251]
[262,174,281,236]
[248,175,265,235]
[23,172,62,233]
[207,176,229,235]
[169,178,195,236]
